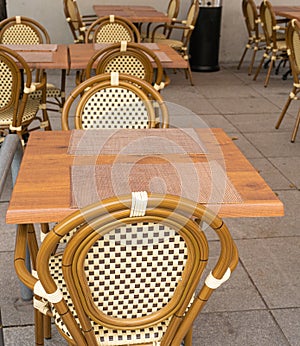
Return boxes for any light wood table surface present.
[68,43,188,70]
[93,5,171,24]
[273,6,300,21]
[6,129,284,224]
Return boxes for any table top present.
[0,44,70,70]
[273,6,300,20]
[68,43,188,70]
[93,5,171,23]
[6,129,284,224]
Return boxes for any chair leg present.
[291,110,300,142]
[43,315,52,339]
[275,93,294,129]
[264,57,274,87]
[248,46,258,76]
[237,46,248,70]
[253,54,266,81]
[35,308,44,346]
[184,326,193,346]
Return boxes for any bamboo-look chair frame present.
[85,15,141,44]
[81,41,168,90]
[0,46,50,140]
[62,73,169,130]
[253,0,288,87]
[150,0,199,86]
[63,0,97,44]
[142,0,180,40]
[237,0,266,75]
[275,19,300,143]
[14,193,239,346]
[0,15,64,114]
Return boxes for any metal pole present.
[0,135,33,301]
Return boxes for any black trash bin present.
[189,0,222,72]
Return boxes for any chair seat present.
[153,38,183,50]
[0,98,40,125]
[30,83,62,100]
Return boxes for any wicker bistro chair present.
[14,192,239,346]
[253,0,288,87]
[238,0,266,75]
[275,19,300,143]
[62,72,169,130]
[85,15,141,44]
[149,0,199,86]
[0,46,50,140]
[0,16,64,113]
[63,0,97,44]
[79,41,169,91]
[141,0,180,41]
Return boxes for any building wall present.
[6,0,299,64]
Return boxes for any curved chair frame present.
[83,41,167,90]
[253,0,288,87]
[14,193,238,346]
[237,0,266,75]
[143,0,180,40]
[0,15,64,113]
[276,19,300,142]
[150,0,199,86]
[63,0,97,43]
[85,15,141,43]
[62,73,169,130]
[0,46,49,139]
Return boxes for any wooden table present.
[6,129,284,224]
[93,5,171,24]
[1,44,70,99]
[68,43,188,70]
[273,6,300,21]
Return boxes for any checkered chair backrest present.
[86,15,141,43]
[34,193,238,346]
[61,73,169,130]
[0,16,50,44]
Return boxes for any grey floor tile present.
[210,97,280,115]
[0,203,16,252]
[196,83,262,98]
[226,133,263,158]
[248,158,295,191]
[195,114,238,133]
[244,132,300,157]
[225,112,297,134]
[236,237,300,309]
[192,310,289,346]
[272,308,300,346]
[270,156,300,188]
[225,189,300,239]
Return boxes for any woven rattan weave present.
[0,15,64,113]
[62,73,169,130]
[14,193,238,345]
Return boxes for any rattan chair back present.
[150,0,199,85]
[14,193,238,345]
[85,15,141,43]
[275,19,300,142]
[63,0,98,43]
[62,72,169,130]
[0,15,64,113]
[253,0,288,87]
[0,15,50,44]
[84,42,165,90]
[0,46,49,138]
[237,0,266,75]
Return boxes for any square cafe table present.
[6,128,284,225]
[93,5,171,24]
[68,43,188,70]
